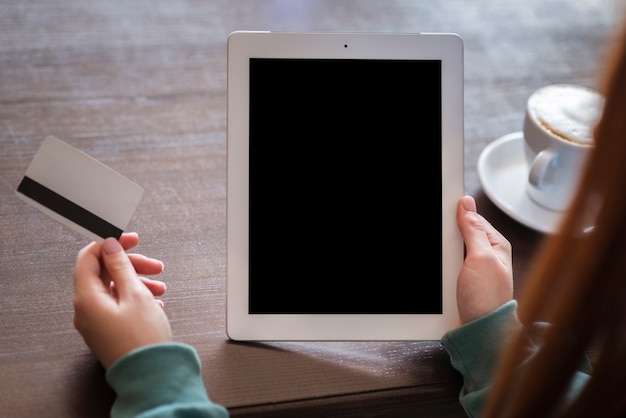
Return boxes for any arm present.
[107,342,229,418]
[443,197,591,417]
[441,196,516,417]
[442,300,521,417]
[442,307,591,417]
[73,234,228,418]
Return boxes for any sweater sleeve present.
[441,301,592,417]
[106,342,229,418]
[440,300,521,418]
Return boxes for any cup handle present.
[528,149,557,190]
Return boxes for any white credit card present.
[15,136,144,243]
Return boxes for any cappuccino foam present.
[529,84,603,146]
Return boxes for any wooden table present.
[0,1,620,416]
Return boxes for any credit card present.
[15,136,144,243]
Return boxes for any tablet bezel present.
[226,31,464,341]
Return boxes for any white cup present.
[523,84,603,211]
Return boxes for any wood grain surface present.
[1,0,622,416]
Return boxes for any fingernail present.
[102,238,123,255]
[462,196,477,212]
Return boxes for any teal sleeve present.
[106,342,229,418]
[441,300,521,418]
[441,301,591,416]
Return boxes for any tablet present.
[226,31,464,341]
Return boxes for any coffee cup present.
[523,84,603,211]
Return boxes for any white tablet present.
[226,31,464,341]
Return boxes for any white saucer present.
[478,132,563,234]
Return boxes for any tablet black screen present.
[248,58,442,314]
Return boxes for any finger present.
[118,232,139,251]
[138,277,167,297]
[109,276,165,297]
[127,253,165,276]
[460,194,477,213]
[456,196,493,252]
[100,238,145,299]
[457,196,512,273]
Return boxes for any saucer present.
[477,132,563,234]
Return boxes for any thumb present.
[460,195,477,213]
[101,238,141,297]
[456,196,490,250]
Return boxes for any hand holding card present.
[16,136,144,243]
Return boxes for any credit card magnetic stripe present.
[17,175,123,239]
